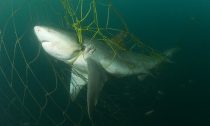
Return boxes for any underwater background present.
[0,0,210,126]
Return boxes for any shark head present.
[34,26,82,62]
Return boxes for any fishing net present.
[0,0,163,125]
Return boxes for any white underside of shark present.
[34,26,176,118]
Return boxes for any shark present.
[34,25,176,118]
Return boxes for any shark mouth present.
[41,40,50,43]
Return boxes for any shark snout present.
[34,26,49,43]
[34,26,43,43]
[34,26,41,33]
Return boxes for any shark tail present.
[163,47,180,63]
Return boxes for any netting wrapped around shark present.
[0,0,178,125]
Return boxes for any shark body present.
[34,26,176,118]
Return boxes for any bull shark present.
[34,25,176,118]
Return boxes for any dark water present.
[0,0,210,126]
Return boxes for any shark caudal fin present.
[163,48,180,63]
[164,48,180,57]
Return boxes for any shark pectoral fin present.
[70,71,87,101]
[86,58,107,119]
